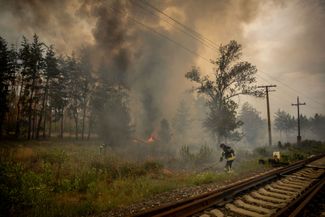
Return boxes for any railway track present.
[133,154,325,217]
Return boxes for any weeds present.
[0,139,323,217]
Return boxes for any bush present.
[189,172,227,185]
[253,147,270,157]
[179,144,215,166]
[179,145,195,163]
[195,145,214,164]
[0,161,54,217]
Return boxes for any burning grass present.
[0,139,324,217]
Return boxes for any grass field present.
[0,139,324,217]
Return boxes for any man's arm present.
[220,151,225,161]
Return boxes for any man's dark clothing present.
[220,144,235,172]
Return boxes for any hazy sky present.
[0,0,324,120]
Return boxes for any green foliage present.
[1,140,323,217]
[185,40,262,141]
[92,85,133,148]
[253,146,271,157]
[179,144,214,165]
[172,100,191,138]
[274,109,296,139]
[239,102,266,145]
[158,118,172,144]
[0,160,55,217]
[179,145,195,162]
[189,172,228,185]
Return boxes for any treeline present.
[0,34,108,140]
[274,110,325,141]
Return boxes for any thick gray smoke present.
[1,0,324,143]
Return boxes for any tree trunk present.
[75,113,78,140]
[43,104,47,138]
[81,102,87,140]
[87,115,91,140]
[48,108,52,138]
[32,106,37,139]
[27,100,33,139]
[37,78,49,139]
[28,76,36,140]
[0,116,3,139]
[36,111,43,139]
[15,78,24,137]
[60,108,64,139]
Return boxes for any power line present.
[140,0,324,109]
[106,4,211,62]
[130,0,216,50]
[109,2,323,116]
[258,69,325,107]
[139,0,219,49]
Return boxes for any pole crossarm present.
[292,96,306,144]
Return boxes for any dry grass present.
[1,139,322,217]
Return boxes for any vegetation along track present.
[133,154,325,217]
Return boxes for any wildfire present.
[147,134,157,143]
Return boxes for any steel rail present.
[275,176,325,217]
[132,154,325,217]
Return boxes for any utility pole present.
[291,96,306,145]
[258,85,277,146]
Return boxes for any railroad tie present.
[199,214,211,217]
[243,195,286,208]
[257,188,292,200]
[264,184,297,196]
[234,199,276,215]
[294,169,313,175]
[276,180,305,190]
[270,183,301,193]
[298,170,323,178]
[226,203,269,217]
[250,191,286,203]
[281,178,310,187]
[279,179,308,188]
[285,177,311,185]
[289,174,313,181]
[209,209,224,217]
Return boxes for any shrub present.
[195,145,214,164]
[179,145,195,162]
[253,147,270,157]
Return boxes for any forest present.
[1,0,325,216]
[1,34,324,145]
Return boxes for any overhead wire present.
[130,0,216,50]
[138,0,219,49]
[108,1,323,115]
[137,0,324,111]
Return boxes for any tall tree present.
[36,45,59,138]
[310,113,325,140]
[158,118,172,144]
[79,51,94,140]
[90,61,133,148]
[20,34,44,139]
[65,56,82,139]
[274,110,296,140]
[185,40,263,142]
[172,100,191,138]
[0,37,15,137]
[239,102,266,145]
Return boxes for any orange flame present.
[147,134,156,143]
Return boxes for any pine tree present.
[0,37,14,137]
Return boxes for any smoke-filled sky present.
[0,0,324,121]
